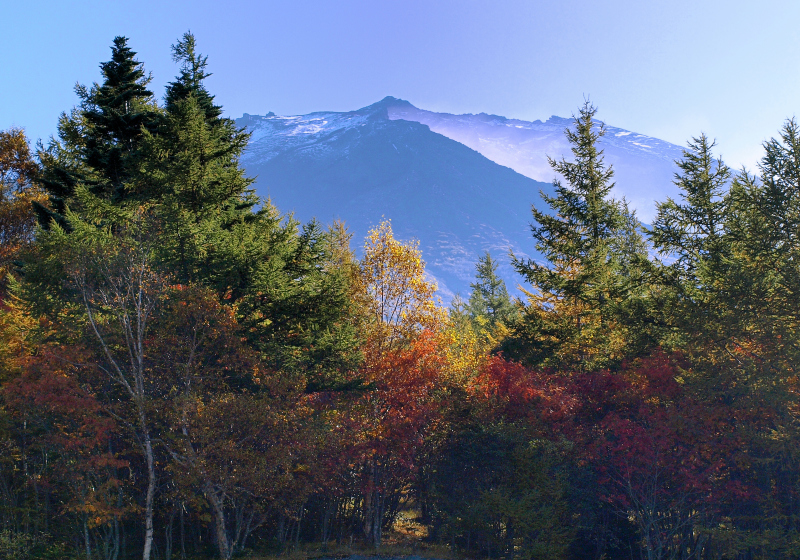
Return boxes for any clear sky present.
[3,0,799,171]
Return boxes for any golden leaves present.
[357,220,444,350]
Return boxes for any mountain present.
[236,97,684,300]
[386,100,684,223]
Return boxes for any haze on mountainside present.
[236,96,684,299]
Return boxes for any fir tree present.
[35,37,159,227]
[467,251,515,330]
[514,101,624,311]
[82,36,158,201]
[507,101,644,369]
[139,34,252,282]
[651,134,730,274]
[156,35,362,385]
[649,135,733,358]
[165,32,223,122]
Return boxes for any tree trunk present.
[180,503,186,560]
[84,516,92,560]
[362,461,384,547]
[203,480,231,560]
[142,427,156,560]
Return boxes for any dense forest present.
[2,34,800,560]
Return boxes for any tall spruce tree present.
[649,135,734,364]
[507,101,645,369]
[82,37,159,202]
[152,33,362,386]
[651,134,730,277]
[139,32,253,282]
[35,37,159,228]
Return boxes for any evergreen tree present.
[467,251,515,330]
[507,101,645,369]
[82,36,158,201]
[732,118,800,329]
[165,32,223,122]
[35,37,159,227]
[514,101,624,312]
[651,134,730,278]
[649,135,734,362]
[158,33,362,385]
[138,33,253,282]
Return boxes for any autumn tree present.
[0,128,43,299]
[351,220,446,546]
[4,347,131,560]
[152,285,318,560]
[357,220,443,349]
[567,354,750,560]
[0,129,45,540]
[58,212,164,560]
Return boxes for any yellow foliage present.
[357,220,445,350]
[0,127,45,281]
[0,293,37,384]
[441,319,490,386]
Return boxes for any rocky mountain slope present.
[236,97,684,299]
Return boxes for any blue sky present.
[3,0,799,170]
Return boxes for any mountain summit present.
[236,99,683,299]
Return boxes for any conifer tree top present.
[165,32,222,122]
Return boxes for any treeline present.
[1,34,800,560]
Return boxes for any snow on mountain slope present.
[237,98,555,300]
[236,97,686,300]
[387,99,685,223]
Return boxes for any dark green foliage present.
[513,101,624,306]
[422,424,575,559]
[649,134,737,369]
[467,251,516,330]
[81,37,159,202]
[27,34,362,392]
[165,32,223,122]
[34,37,160,229]
[726,119,800,356]
[651,134,731,277]
[506,101,649,369]
[234,218,363,388]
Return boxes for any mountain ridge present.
[235,98,684,299]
